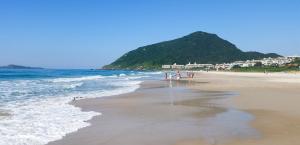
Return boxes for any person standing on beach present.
[176,70,181,80]
[169,72,173,80]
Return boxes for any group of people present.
[164,70,195,80]
[165,70,181,80]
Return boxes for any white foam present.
[0,75,143,145]
[62,82,84,89]
[73,80,142,99]
[0,97,100,145]
[49,75,104,83]
[139,71,163,75]
[119,73,126,77]
[127,76,149,79]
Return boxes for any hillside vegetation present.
[103,31,281,70]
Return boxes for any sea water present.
[0,69,161,145]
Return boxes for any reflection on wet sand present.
[162,80,260,143]
[48,80,259,145]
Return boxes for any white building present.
[185,62,214,69]
[162,65,171,69]
[261,57,293,66]
[171,63,185,69]
[215,63,233,70]
[161,56,295,70]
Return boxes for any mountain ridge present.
[103,31,281,70]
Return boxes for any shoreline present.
[48,72,300,145]
[48,79,258,145]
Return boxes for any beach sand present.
[48,72,300,145]
[182,72,300,145]
[0,109,10,118]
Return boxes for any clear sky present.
[0,0,299,69]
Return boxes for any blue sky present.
[0,0,299,68]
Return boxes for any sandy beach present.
[187,71,300,145]
[47,71,300,145]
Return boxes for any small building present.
[287,55,300,59]
[215,63,233,70]
[185,62,214,69]
[162,65,171,69]
[171,63,185,69]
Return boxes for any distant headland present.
[102,31,281,70]
[0,64,43,69]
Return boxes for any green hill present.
[103,31,281,70]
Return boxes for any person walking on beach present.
[187,71,192,78]
[176,70,181,80]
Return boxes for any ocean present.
[0,69,162,145]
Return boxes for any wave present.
[119,73,126,77]
[0,74,143,145]
[62,82,84,89]
[72,80,142,99]
[0,97,100,145]
[139,71,163,75]
[49,75,104,83]
[0,69,166,145]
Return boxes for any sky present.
[0,0,299,69]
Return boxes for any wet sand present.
[0,110,10,118]
[48,72,300,145]
[184,72,300,145]
[48,80,258,145]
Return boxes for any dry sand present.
[47,71,300,145]
[183,71,300,145]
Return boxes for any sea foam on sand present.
[0,75,143,145]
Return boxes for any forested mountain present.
[103,31,281,70]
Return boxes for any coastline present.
[48,79,258,145]
[0,70,146,145]
[48,72,300,145]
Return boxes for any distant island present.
[0,64,43,69]
[103,31,281,70]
